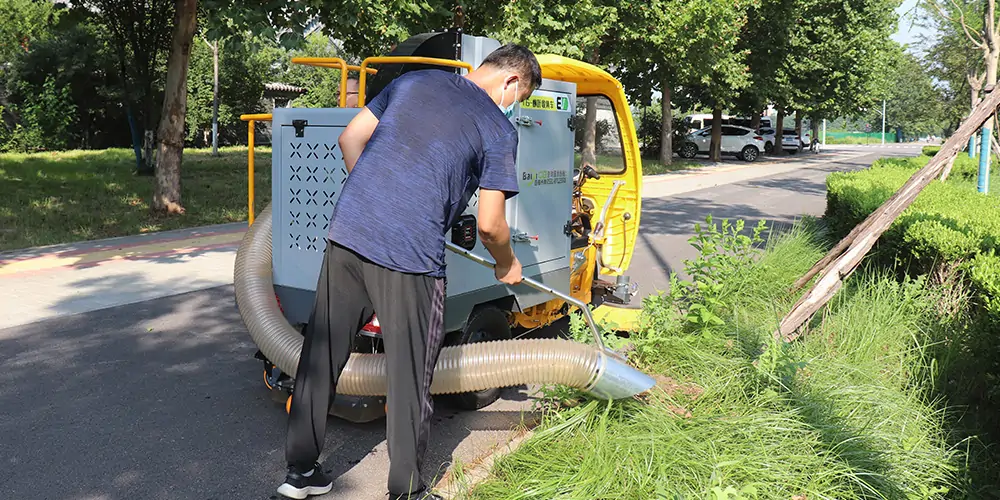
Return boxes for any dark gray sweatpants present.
[285,239,447,498]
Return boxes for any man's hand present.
[477,188,523,285]
[494,255,523,285]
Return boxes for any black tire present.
[764,141,774,154]
[741,145,759,162]
[679,142,698,159]
[445,306,512,410]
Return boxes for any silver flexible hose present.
[234,203,654,399]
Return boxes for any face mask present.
[498,80,518,118]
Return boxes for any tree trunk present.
[659,84,672,165]
[582,96,599,166]
[581,48,601,167]
[211,39,219,156]
[780,86,1000,340]
[774,109,785,156]
[143,130,155,171]
[709,106,723,162]
[794,111,803,143]
[811,120,820,148]
[152,0,198,214]
[750,113,761,131]
[142,74,157,173]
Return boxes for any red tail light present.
[754,136,763,141]
[361,315,382,335]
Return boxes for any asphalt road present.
[0,144,922,500]
[627,146,921,298]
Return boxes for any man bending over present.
[277,44,542,500]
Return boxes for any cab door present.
[575,90,642,276]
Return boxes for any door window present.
[573,95,625,175]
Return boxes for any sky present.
[892,0,933,53]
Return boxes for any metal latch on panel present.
[515,116,534,127]
[567,117,575,131]
[292,119,308,137]
[512,231,538,243]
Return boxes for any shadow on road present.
[0,284,557,500]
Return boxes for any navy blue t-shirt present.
[327,69,520,278]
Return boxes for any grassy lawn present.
[4,147,700,253]
[0,147,272,252]
[575,152,704,175]
[641,157,704,175]
[454,218,990,498]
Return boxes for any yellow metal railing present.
[240,56,473,225]
[289,57,378,107]
[239,113,272,225]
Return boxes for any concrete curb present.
[0,229,245,275]
[433,418,540,499]
[0,222,246,262]
[645,151,833,184]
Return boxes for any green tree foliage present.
[1,20,128,151]
[790,0,900,120]
[737,0,798,122]
[919,0,987,131]
[78,0,174,172]
[0,0,62,61]
[185,37,267,146]
[201,0,453,57]
[883,51,945,138]
[609,0,755,163]
[266,32,347,109]
[472,0,617,59]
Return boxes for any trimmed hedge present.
[826,155,1000,318]
[922,146,940,156]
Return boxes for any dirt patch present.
[652,374,704,400]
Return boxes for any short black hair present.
[481,43,542,93]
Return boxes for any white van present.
[683,113,772,132]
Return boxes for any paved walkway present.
[0,224,246,330]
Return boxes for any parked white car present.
[780,129,802,154]
[757,127,776,154]
[778,128,813,153]
[678,125,766,162]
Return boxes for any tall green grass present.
[456,218,974,499]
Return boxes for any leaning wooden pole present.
[777,86,1000,342]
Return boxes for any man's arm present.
[338,107,380,173]
[477,188,521,285]
[476,128,522,285]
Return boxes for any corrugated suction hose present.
[234,203,654,400]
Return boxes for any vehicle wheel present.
[679,142,698,159]
[741,145,759,162]
[764,141,773,154]
[445,306,512,410]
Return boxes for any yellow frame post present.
[248,119,255,225]
[240,113,273,226]
[291,57,349,107]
